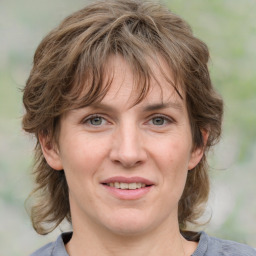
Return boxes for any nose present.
[109,124,147,168]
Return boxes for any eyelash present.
[82,113,174,128]
[147,114,174,126]
[82,114,109,126]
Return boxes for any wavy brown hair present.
[23,0,223,235]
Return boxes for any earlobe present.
[188,129,209,170]
[39,135,63,171]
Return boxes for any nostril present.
[112,159,143,168]
[109,142,147,168]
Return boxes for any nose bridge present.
[120,122,139,152]
[110,120,147,167]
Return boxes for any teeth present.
[128,183,136,189]
[114,182,120,189]
[106,182,147,189]
[120,183,128,189]
[136,183,142,189]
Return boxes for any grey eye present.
[152,117,165,125]
[90,117,103,125]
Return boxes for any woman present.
[23,0,256,255]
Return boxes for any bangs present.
[54,5,185,113]
[62,50,183,112]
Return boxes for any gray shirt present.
[30,231,256,256]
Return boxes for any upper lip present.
[101,176,154,185]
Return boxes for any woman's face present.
[42,55,204,236]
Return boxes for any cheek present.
[152,138,191,192]
[151,138,192,170]
[60,135,110,179]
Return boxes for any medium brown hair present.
[23,0,223,235]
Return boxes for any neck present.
[65,218,195,256]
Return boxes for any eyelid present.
[149,114,175,121]
[81,113,109,125]
[80,112,175,126]
[146,114,176,126]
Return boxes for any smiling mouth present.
[104,182,150,190]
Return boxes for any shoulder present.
[30,232,72,256]
[197,232,256,256]
[30,242,54,256]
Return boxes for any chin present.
[107,223,149,237]
[102,209,156,236]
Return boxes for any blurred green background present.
[0,0,255,255]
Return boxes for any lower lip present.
[102,185,153,200]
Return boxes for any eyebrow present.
[89,102,184,112]
[88,103,116,112]
[142,102,184,112]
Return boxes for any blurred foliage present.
[0,0,255,255]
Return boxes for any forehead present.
[100,55,185,109]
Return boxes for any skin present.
[41,55,205,256]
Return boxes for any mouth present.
[103,182,150,190]
[100,176,154,200]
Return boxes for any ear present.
[188,129,209,170]
[39,134,63,171]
